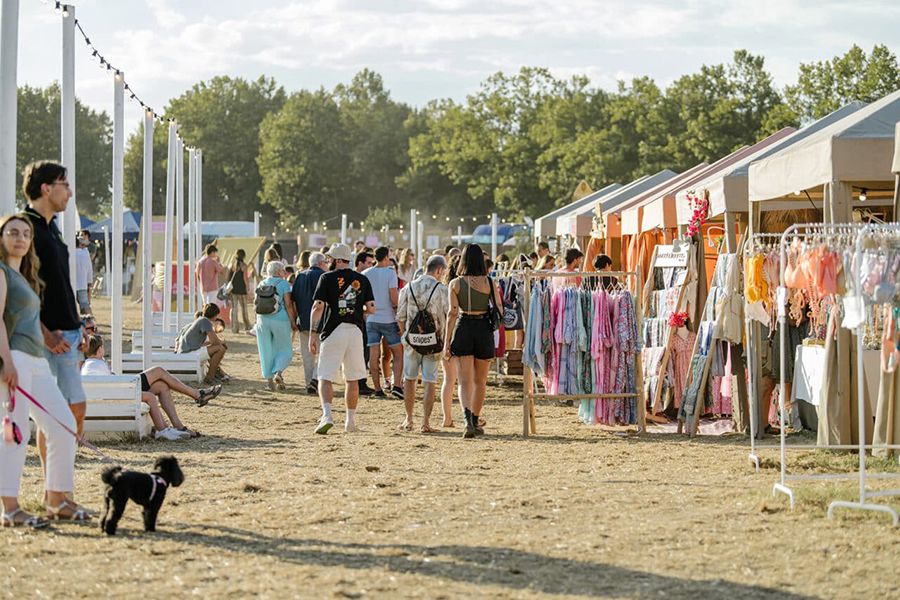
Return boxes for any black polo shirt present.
[24,207,81,332]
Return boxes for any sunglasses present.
[3,391,22,445]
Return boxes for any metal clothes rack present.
[521,269,643,438]
[827,223,900,525]
[768,223,900,517]
[489,268,526,385]
[743,233,786,471]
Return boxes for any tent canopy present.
[553,179,653,238]
[893,120,900,174]
[750,90,900,205]
[616,164,709,236]
[583,170,678,239]
[79,215,95,229]
[87,210,141,237]
[535,182,621,238]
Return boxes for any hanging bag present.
[502,280,523,330]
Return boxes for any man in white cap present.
[309,243,375,434]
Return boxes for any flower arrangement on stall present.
[667,311,690,328]
[685,191,709,238]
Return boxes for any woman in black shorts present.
[443,244,503,438]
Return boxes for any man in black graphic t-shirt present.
[309,243,374,435]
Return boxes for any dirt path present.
[2,298,897,599]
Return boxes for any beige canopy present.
[893,120,900,174]
[749,90,900,209]
[534,182,621,238]
[617,164,709,236]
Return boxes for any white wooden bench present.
[151,312,192,329]
[82,375,152,439]
[131,331,179,352]
[120,351,207,383]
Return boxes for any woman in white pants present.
[0,214,87,527]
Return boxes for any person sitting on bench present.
[175,303,229,385]
[81,335,220,440]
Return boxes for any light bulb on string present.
[62,5,70,17]
[54,2,62,15]
[859,188,868,201]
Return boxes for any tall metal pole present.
[163,121,176,332]
[457,225,462,246]
[0,0,18,215]
[102,225,109,295]
[196,148,202,286]
[61,6,77,290]
[491,212,498,260]
[111,71,124,373]
[175,136,184,329]
[187,148,196,316]
[417,220,424,265]
[253,209,261,278]
[341,214,347,245]
[141,110,154,369]
[409,209,416,251]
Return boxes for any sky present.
[12,0,900,134]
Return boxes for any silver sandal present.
[46,501,91,523]
[2,507,50,529]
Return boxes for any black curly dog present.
[100,455,184,535]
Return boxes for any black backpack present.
[406,283,442,355]
[254,283,280,315]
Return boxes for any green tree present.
[257,89,352,228]
[16,83,112,217]
[124,76,286,220]
[784,44,900,121]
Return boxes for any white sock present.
[322,403,332,420]
[346,408,355,424]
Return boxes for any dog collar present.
[149,475,168,501]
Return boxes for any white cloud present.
[145,0,186,28]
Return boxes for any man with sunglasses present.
[22,161,90,460]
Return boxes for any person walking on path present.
[21,162,91,480]
[255,261,297,391]
[444,244,503,439]
[364,246,404,399]
[227,249,251,333]
[0,213,88,526]
[353,250,376,395]
[291,252,326,394]
[397,255,448,433]
[175,303,229,385]
[196,244,226,306]
[309,244,375,434]
[74,236,93,315]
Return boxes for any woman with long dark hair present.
[228,248,251,333]
[0,214,87,526]
[443,244,503,438]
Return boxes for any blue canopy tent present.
[87,210,141,240]
[79,215,95,229]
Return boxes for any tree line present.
[13,45,900,230]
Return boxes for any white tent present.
[675,104,866,224]
[534,182,622,238]
[617,164,709,236]
[554,177,651,237]
[749,90,900,215]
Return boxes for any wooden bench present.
[82,375,152,439]
[131,331,178,352]
[120,351,207,384]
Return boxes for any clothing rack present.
[521,269,643,438]
[743,233,786,471]
[489,268,527,385]
[765,223,900,518]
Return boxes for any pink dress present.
[669,330,696,409]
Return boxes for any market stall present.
[534,182,621,240]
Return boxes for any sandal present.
[2,508,50,529]
[274,372,286,391]
[178,426,201,438]
[46,500,91,523]
[195,385,222,407]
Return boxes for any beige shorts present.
[317,323,367,383]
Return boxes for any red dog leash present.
[15,385,119,464]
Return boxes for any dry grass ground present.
[3,297,900,599]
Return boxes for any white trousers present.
[298,331,318,387]
[0,350,77,496]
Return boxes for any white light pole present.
[409,209,416,249]
[0,0,19,214]
[187,147,196,316]
[111,70,124,373]
[163,121,176,332]
[61,6,77,290]
[141,110,153,369]
[491,213,498,261]
[102,225,109,295]
[457,225,462,246]
[253,209,261,276]
[195,149,203,308]
[341,214,347,245]
[417,220,424,264]
[175,136,184,329]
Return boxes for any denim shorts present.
[76,289,90,310]
[366,321,401,347]
[45,328,87,405]
[403,347,440,383]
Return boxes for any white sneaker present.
[155,427,189,441]
[345,421,358,433]
[315,416,333,435]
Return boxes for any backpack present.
[405,282,442,355]
[254,283,281,315]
